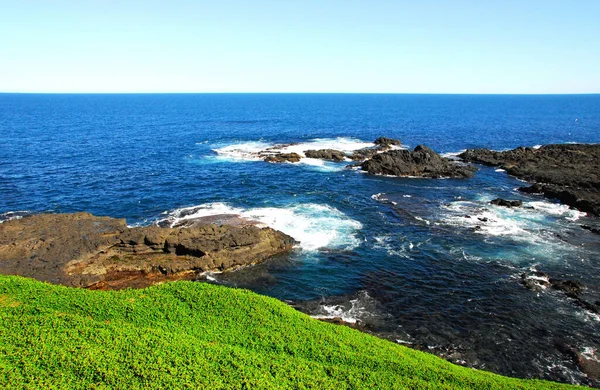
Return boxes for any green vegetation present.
[0,275,574,389]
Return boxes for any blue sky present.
[0,1,598,93]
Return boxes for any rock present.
[360,145,477,178]
[304,149,347,162]
[374,137,401,147]
[550,279,585,298]
[520,271,550,291]
[264,153,302,163]
[490,198,523,207]
[350,147,384,161]
[459,144,600,216]
[0,213,295,290]
[348,137,401,161]
[577,350,600,381]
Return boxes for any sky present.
[0,0,599,94]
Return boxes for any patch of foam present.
[373,235,411,258]
[532,145,542,149]
[441,201,531,237]
[495,168,506,172]
[159,202,362,251]
[311,291,377,324]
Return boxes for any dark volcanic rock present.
[490,198,523,208]
[374,137,401,147]
[550,279,585,298]
[459,144,600,215]
[361,145,477,178]
[304,149,347,162]
[0,213,295,290]
[264,153,302,163]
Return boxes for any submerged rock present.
[0,212,295,290]
[490,198,523,208]
[304,149,347,162]
[360,145,476,178]
[459,144,600,216]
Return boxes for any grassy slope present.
[0,275,575,389]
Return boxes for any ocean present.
[1,93,599,385]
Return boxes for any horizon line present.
[1,91,599,96]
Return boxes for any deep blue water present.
[1,93,600,385]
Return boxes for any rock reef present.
[459,144,600,215]
[0,212,295,290]
[361,145,476,178]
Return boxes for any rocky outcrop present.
[490,198,522,208]
[360,145,477,178]
[304,149,347,162]
[374,137,401,147]
[459,144,600,215]
[264,153,302,163]
[349,137,402,161]
[0,213,295,290]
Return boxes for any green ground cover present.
[0,275,575,389]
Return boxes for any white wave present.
[532,144,542,149]
[212,141,275,161]
[298,158,344,172]
[211,137,376,164]
[439,197,592,263]
[158,202,362,251]
[280,137,375,156]
[441,149,466,159]
[495,168,506,172]
[0,211,30,224]
[526,201,586,221]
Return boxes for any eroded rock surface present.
[361,145,476,178]
[304,149,347,162]
[0,212,295,289]
[459,144,600,215]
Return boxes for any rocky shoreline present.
[0,212,295,290]
[459,144,600,216]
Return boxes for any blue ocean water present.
[1,93,600,384]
